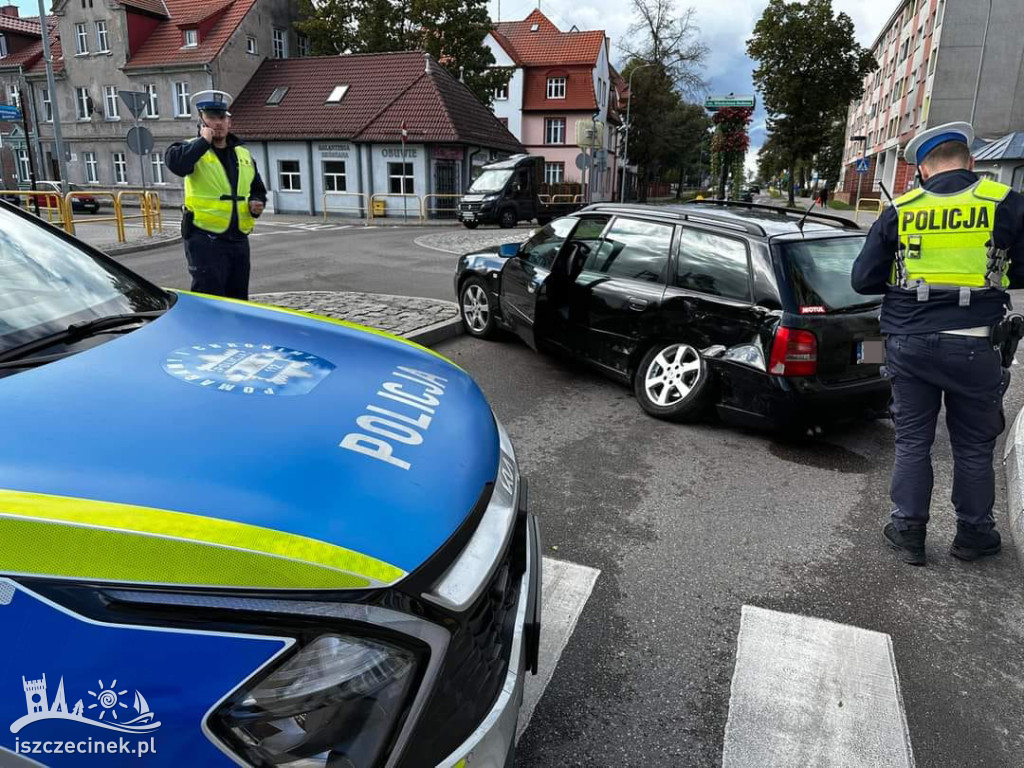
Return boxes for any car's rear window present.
[777,236,878,313]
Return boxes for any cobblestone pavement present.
[251,290,459,337]
[414,226,535,255]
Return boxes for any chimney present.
[0,5,19,17]
[424,52,432,74]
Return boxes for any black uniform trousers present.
[184,230,251,301]
[886,332,1004,532]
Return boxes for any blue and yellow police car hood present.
[0,292,500,591]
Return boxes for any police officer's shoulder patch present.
[973,179,1012,203]
[895,187,926,206]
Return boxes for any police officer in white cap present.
[852,122,1024,565]
[165,90,266,300]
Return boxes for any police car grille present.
[403,533,523,763]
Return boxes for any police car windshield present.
[0,206,168,355]
[469,170,513,194]
[779,236,878,312]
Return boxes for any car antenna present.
[796,197,818,234]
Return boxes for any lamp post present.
[620,61,654,204]
[969,0,992,127]
[851,134,867,210]
[36,0,68,194]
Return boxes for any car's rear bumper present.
[436,508,541,768]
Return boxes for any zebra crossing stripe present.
[722,606,915,768]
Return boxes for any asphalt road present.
[435,332,1024,768]
[117,222,532,301]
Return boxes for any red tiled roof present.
[117,0,169,18]
[523,66,595,111]
[492,9,604,66]
[123,0,255,69]
[229,52,522,153]
[15,19,61,75]
[0,13,43,35]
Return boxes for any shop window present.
[323,161,347,192]
[279,160,302,191]
[388,162,414,194]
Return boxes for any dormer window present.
[184,29,198,48]
[546,76,566,99]
[326,85,349,103]
[0,35,7,59]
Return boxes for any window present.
[494,83,509,101]
[247,36,258,54]
[297,33,310,57]
[84,151,98,183]
[1012,165,1024,193]
[174,82,190,117]
[273,28,287,59]
[546,77,566,99]
[278,160,302,191]
[928,50,937,75]
[184,29,198,48]
[545,117,565,145]
[151,152,164,184]
[75,23,88,55]
[675,228,751,301]
[41,89,52,122]
[104,85,120,120]
[323,161,346,192]
[388,162,414,195]
[582,217,674,284]
[112,152,127,184]
[519,217,578,269]
[76,87,91,120]
[6,84,18,109]
[326,85,348,103]
[145,83,159,118]
[936,0,944,26]
[96,20,109,52]
[0,34,7,59]
[266,86,289,105]
[544,162,564,184]
[15,148,30,182]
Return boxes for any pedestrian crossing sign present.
[855,158,871,173]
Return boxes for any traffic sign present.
[119,90,149,120]
[127,125,154,155]
[855,158,871,173]
[704,93,756,111]
[575,153,587,171]
[0,104,22,121]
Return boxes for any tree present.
[746,0,875,205]
[621,0,708,95]
[621,62,682,201]
[813,108,849,188]
[709,107,752,199]
[297,0,510,106]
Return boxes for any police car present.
[0,200,540,767]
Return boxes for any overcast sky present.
[492,0,896,171]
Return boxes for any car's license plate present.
[463,212,475,220]
[857,338,885,364]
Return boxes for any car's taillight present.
[769,327,818,377]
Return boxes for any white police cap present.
[191,89,233,116]
[904,121,974,166]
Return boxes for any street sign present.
[127,125,154,155]
[575,120,604,149]
[704,93,756,111]
[0,104,22,121]
[119,90,149,120]
[575,153,587,171]
[855,157,871,173]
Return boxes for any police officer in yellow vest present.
[165,90,266,300]
[852,122,1024,566]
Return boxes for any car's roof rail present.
[580,203,767,237]
[687,199,862,231]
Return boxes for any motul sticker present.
[800,306,827,314]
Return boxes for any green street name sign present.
[704,94,756,110]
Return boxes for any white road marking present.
[722,605,915,768]
[517,557,601,742]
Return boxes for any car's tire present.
[634,342,711,422]
[499,207,516,228]
[462,221,479,229]
[460,277,497,339]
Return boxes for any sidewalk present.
[250,290,462,347]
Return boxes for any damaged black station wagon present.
[454,201,891,431]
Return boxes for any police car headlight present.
[212,634,417,767]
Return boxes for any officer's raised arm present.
[165,136,211,178]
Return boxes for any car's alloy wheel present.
[634,342,711,421]
[499,208,516,228]
[460,278,496,338]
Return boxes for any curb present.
[102,235,182,257]
[406,315,464,347]
[1002,407,1024,556]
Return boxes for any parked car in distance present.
[458,155,582,229]
[1,181,101,214]
[455,201,889,431]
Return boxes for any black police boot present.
[883,522,926,566]
[949,523,1001,561]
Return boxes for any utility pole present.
[36,0,69,195]
[620,61,653,203]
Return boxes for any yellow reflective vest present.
[184,143,256,235]
[891,178,1011,291]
